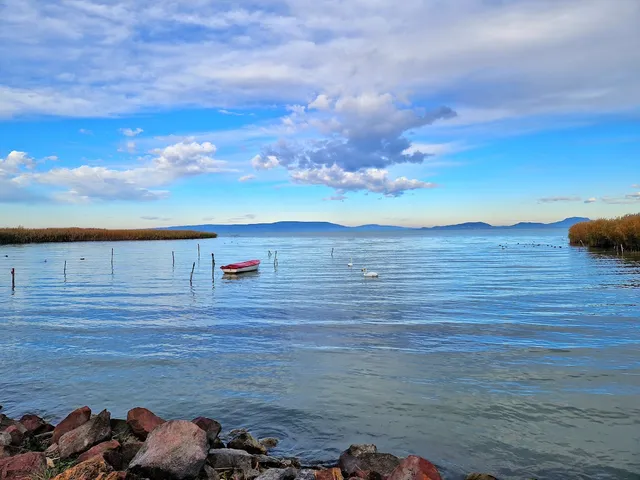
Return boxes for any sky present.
[1,0,639,228]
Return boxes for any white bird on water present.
[347,257,353,267]
[362,268,379,278]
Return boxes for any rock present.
[0,416,17,432]
[294,471,316,480]
[52,407,92,444]
[33,432,54,450]
[207,449,257,472]
[0,452,46,480]
[59,409,112,460]
[341,453,400,478]
[110,420,134,441]
[387,456,441,480]
[314,469,343,480]
[77,440,121,463]
[227,432,267,455]
[44,443,60,459]
[255,456,298,469]
[0,434,10,448]
[128,420,208,480]
[258,439,279,451]
[255,468,297,480]
[338,446,377,477]
[203,465,219,480]
[126,408,165,441]
[3,427,23,447]
[465,475,498,480]
[51,456,111,480]
[211,438,225,449]
[192,418,222,446]
[119,442,143,470]
[19,415,54,436]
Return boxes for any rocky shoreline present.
[1,406,496,480]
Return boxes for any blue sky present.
[1,0,639,228]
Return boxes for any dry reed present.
[0,227,216,245]
[568,213,640,251]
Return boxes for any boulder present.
[126,408,165,441]
[315,469,343,480]
[207,449,257,472]
[44,443,60,459]
[255,456,298,469]
[192,418,221,445]
[3,428,23,447]
[258,439,279,451]
[465,475,498,480]
[203,465,219,480]
[338,446,377,477]
[119,442,143,470]
[51,456,111,480]
[59,409,112,459]
[109,420,134,441]
[128,420,207,480]
[52,407,92,444]
[387,456,441,480]
[211,438,225,449]
[0,416,17,432]
[0,435,10,448]
[77,440,121,463]
[227,432,267,455]
[255,468,298,480]
[19,415,54,436]
[341,453,400,478]
[293,471,316,480]
[0,452,46,480]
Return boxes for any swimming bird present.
[348,257,353,267]
[361,268,379,278]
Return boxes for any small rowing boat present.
[220,259,260,274]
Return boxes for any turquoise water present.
[1,230,639,479]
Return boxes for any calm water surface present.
[1,230,639,480]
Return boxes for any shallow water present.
[1,230,639,479]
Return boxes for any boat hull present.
[220,259,260,274]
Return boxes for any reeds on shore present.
[568,213,640,251]
[0,227,216,245]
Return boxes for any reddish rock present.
[128,420,208,480]
[52,407,92,444]
[191,417,221,444]
[51,456,111,480]
[100,472,126,480]
[19,415,54,436]
[126,408,165,441]
[315,468,343,480]
[59,410,112,460]
[77,440,121,463]
[3,428,23,447]
[387,456,441,480]
[0,452,46,480]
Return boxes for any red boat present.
[220,259,260,274]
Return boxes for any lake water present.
[1,230,639,480]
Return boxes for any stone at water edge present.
[314,468,343,480]
[387,456,442,480]
[227,431,267,455]
[342,453,400,478]
[118,441,143,470]
[0,452,46,480]
[50,456,112,480]
[52,407,92,444]
[255,467,298,480]
[192,417,222,445]
[19,415,54,436]
[58,409,112,460]
[2,427,23,447]
[293,471,316,480]
[126,408,166,441]
[259,438,279,451]
[338,445,377,477]
[77,440,121,463]
[0,434,11,448]
[110,419,134,440]
[128,420,208,480]
[465,474,498,480]
[207,449,257,475]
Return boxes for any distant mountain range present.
[162,217,589,235]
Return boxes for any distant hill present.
[161,217,589,235]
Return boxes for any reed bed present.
[0,227,216,245]
[568,213,640,251]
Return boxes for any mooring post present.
[64,260,67,276]
[172,251,175,267]
[111,248,114,267]
[211,253,215,266]
[198,243,200,258]
[190,262,196,285]
[11,268,15,289]
[331,247,334,257]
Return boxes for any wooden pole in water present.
[331,247,334,257]
[11,268,15,289]
[190,262,196,285]
[172,251,175,267]
[211,253,215,266]
[111,248,114,269]
[198,243,200,258]
[64,261,66,275]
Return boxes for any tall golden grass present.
[568,213,640,250]
[0,227,216,245]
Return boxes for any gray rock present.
[227,432,267,455]
[207,449,256,472]
[255,468,298,480]
[258,438,279,451]
[203,464,220,480]
[192,418,222,447]
[129,420,208,480]
[344,453,400,478]
[58,409,112,459]
[338,445,379,477]
[465,474,498,480]
[0,432,11,447]
[255,456,294,469]
[294,470,316,480]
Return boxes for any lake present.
[1,230,639,480]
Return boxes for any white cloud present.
[141,216,171,221]
[0,151,35,175]
[238,174,256,182]
[118,141,136,153]
[43,155,59,161]
[120,128,143,137]
[251,154,279,170]
[632,184,639,189]
[538,196,582,203]
[584,197,597,204]
[308,94,332,111]
[12,140,232,203]
[626,192,640,199]
[290,165,436,197]
[78,129,92,135]
[323,194,347,201]
[219,109,246,116]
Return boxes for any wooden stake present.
[190,262,196,285]
[331,247,334,257]
[211,253,215,266]
[111,248,114,267]
[64,260,66,275]
[198,244,200,258]
[11,268,15,289]
[172,251,175,267]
